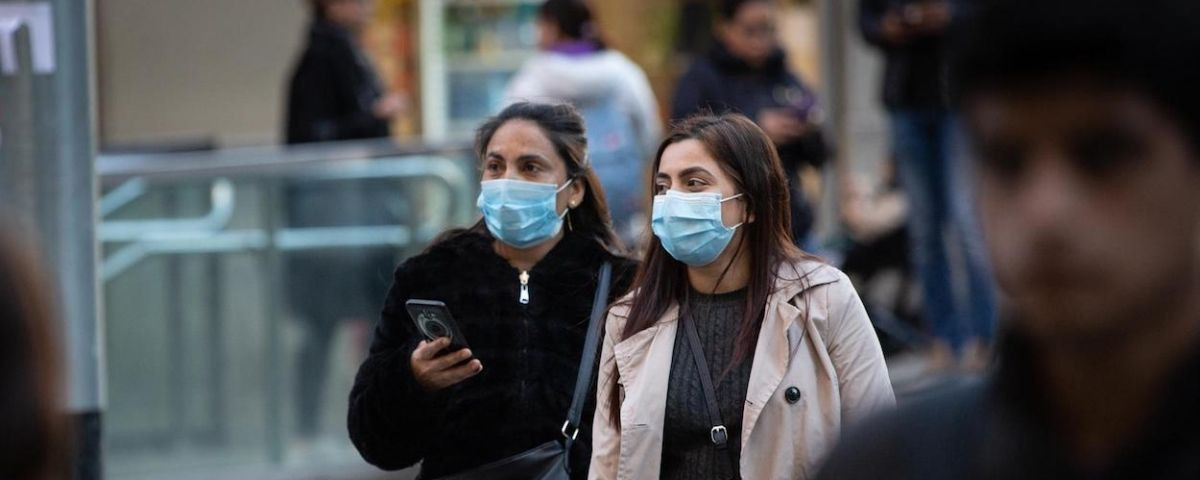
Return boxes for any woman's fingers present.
[412,337,450,360]
[429,348,474,371]
[434,359,483,387]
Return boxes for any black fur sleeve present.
[347,258,440,471]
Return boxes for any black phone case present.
[404,299,469,351]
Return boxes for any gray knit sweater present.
[660,288,754,480]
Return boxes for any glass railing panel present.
[99,142,475,480]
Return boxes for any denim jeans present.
[890,110,996,351]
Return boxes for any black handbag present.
[437,262,613,480]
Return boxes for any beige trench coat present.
[589,260,895,480]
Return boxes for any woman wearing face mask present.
[348,102,638,479]
[589,114,893,480]
[672,0,830,248]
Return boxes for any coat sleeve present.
[825,272,896,426]
[347,259,441,470]
[618,57,663,159]
[587,312,623,480]
[503,58,547,104]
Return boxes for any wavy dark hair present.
[0,232,66,480]
[437,102,621,253]
[608,113,814,423]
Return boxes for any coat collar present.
[609,258,840,325]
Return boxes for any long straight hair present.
[609,113,814,424]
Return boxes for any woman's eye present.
[686,178,706,188]
[654,184,668,194]
[484,162,501,172]
[523,163,541,173]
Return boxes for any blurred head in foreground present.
[0,232,66,480]
[815,1,1200,478]
[955,0,1200,341]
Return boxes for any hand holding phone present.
[411,338,482,392]
[405,299,480,391]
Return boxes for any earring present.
[567,210,575,232]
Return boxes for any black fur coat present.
[348,230,636,478]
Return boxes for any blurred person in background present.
[589,114,892,480]
[860,0,996,369]
[819,0,1200,477]
[0,232,67,480]
[348,103,638,479]
[286,0,406,144]
[671,0,830,249]
[284,0,409,445]
[506,0,662,248]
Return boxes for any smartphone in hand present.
[405,299,470,353]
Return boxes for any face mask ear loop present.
[720,193,746,230]
[719,192,745,203]
[555,177,576,218]
[555,178,574,193]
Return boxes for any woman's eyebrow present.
[678,166,713,178]
[516,153,551,163]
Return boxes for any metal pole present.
[0,1,103,478]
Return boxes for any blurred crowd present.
[5,0,1199,479]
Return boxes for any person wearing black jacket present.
[286,0,404,144]
[348,103,637,479]
[859,0,996,366]
[284,0,407,443]
[819,1,1200,478]
[670,0,829,247]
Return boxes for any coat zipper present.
[519,270,530,304]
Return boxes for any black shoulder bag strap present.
[561,261,613,469]
[683,312,739,479]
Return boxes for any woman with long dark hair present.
[348,102,637,479]
[0,233,67,480]
[671,0,831,247]
[589,114,893,479]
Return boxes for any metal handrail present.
[100,178,236,242]
[98,138,472,184]
[98,141,478,282]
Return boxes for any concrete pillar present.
[0,0,103,478]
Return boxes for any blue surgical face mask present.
[651,190,745,267]
[477,178,572,248]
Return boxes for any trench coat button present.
[785,387,801,404]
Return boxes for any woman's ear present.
[569,178,586,209]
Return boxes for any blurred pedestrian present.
[819,1,1200,478]
[286,0,405,144]
[348,103,638,479]
[589,114,893,480]
[671,0,830,248]
[859,0,996,367]
[284,0,408,443]
[506,0,662,248]
[0,232,67,480]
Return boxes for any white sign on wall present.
[0,2,54,75]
